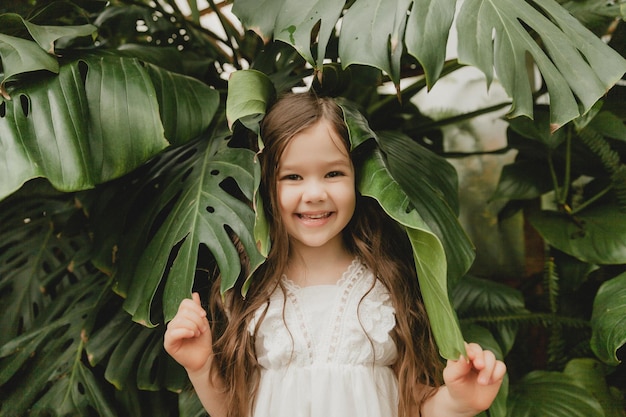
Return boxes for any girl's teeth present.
[302,213,329,219]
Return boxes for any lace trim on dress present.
[280,258,362,291]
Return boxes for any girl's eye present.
[282,174,301,181]
[326,171,343,178]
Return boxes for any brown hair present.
[209,91,443,417]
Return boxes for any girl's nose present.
[302,180,327,202]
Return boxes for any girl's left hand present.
[443,342,507,413]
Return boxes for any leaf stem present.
[571,185,613,215]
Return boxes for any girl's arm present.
[421,343,507,417]
[163,293,228,417]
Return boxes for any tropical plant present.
[0,0,625,416]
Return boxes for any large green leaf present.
[356,148,465,360]
[457,0,626,127]
[338,101,475,285]
[590,272,626,366]
[530,203,626,264]
[144,61,220,146]
[0,14,96,96]
[231,0,626,125]
[0,53,218,201]
[232,0,454,86]
[109,133,265,326]
[453,276,527,355]
[375,130,475,285]
[507,370,605,417]
[0,33,59,94]
[564,358,626,417]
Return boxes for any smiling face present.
[276,119,356,256]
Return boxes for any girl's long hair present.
[209,92,443,417]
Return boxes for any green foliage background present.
[0,0,625,416]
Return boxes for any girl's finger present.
[192,292,202,305]
[476,350,497,384]
[178,297,207,319]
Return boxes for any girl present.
[164,92,506,417]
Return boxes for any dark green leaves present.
[103,134,265,325]
[530,204,626,265]
[507,371,605,417]
[591,272,626,366]
[0,54,218,201]
[356,147,466,360]
[0,13,96,94]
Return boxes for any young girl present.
[164,92,506,417]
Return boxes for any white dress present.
[249,258,399,417]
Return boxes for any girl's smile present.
[276,119,356,255]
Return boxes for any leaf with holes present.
[0,13,96,54]
[457,0,626,127]
[107,133,265,326]
[0,53,218,201]
[0,33,59,94]
[232,0,626,124]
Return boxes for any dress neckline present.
[281,257,362,291]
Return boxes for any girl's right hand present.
[164,292,213,373]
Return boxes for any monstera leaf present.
[231,0,626,126]
[99,131,265,326]
[0,50,218,201]
[0,14,96,95]
[457,0,626,127]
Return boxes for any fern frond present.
[578,126,626,211]
[611,165,626,211]
[543,256,559,314]
[578,127,621,172]
[462,313,589,329]
[547,323,567,370]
